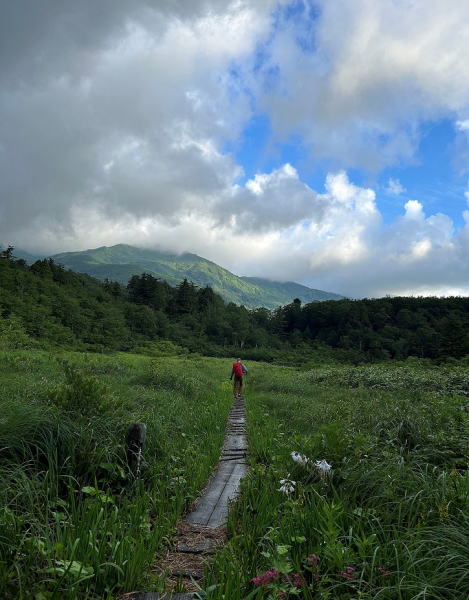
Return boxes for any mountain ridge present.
[12,243,345,309]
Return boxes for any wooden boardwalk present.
[126,397,248,600]
[186,397,247,528]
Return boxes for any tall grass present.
[2,354,467,598]
[202,362,469,599]
[0,349,232,599]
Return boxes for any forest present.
[1,246,468,363]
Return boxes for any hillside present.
[241,276,344,304]
[50,244,344,308]
[1,245,42,263]
[1,252,468,361]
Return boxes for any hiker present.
[230,358,248,398]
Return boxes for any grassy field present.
[0,349,232,599]
[1,351,468,599]
[206,362,469,599]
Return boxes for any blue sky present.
[233,114,468,228]
[1,0,469,297]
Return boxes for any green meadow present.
[0,349,231,599]
[209,362,468,599]
[0,349,468,599]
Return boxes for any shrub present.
[47,362,111,416]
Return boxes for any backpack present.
[233,362,243,377]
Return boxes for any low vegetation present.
[205,363,469,599]
[1,350,467,599]
[0,349,231,598]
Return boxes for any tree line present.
[1,247,468,362]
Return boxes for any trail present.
[127,396,248,599]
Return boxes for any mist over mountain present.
[1,246,42,264]
[48,244,344,309]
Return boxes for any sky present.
[1,0,469,298]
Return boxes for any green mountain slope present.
[241,276,344,304]
[1,245,42,263]
[50,244,344,308]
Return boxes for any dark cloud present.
[0,0,270,239]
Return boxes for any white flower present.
[278,475,296,494]
[315,459,332,475]
[291,451,310,466]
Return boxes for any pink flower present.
[306,553,319,567]
[378,567,390,577]
[251,569,280,587]
[284,572,305,587]
[339,565,357,580]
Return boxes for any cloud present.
[220,172,468,299]
[1,1,469,299]
[385,178,406,196]
[8,164,469,298]
[0,0,274,234]
[257,0,469,169]
[465,183,469,206]
[224,163,324,231]
[456,120,469,132]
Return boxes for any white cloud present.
[456,120,469,132]
[257,0,469,169]
[409,238,432,261]
[225,163,324,231]
[9,165,469,298]
[403,200,425,221]
[386,178,406,196]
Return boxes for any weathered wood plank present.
[176,538,215,554]
[223,433,247,450]
[186,461,239,525]
[207,462,248,527]
[185,397,248,528]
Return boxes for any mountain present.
[1,245,43,263]
[50,244,344,309]
[240,277,344,304]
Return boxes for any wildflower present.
[284,572,305,587]
[291,451,309,466]
[251,569,280,587]
[315,459,332,475]
[378,567,390,577]
[339,565,356,580]
[305,553,319,568]
[305,553,321,581]
[278,475,296,494]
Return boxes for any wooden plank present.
[185,397,248,528]
[207,463,248,527]
[223,433,247,451]
[170,571,202,580]
[186,461,237,525]
[176,538,215,554]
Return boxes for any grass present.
[0,349,232,599]
[1,353,468,599]
[203,362,469,599]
